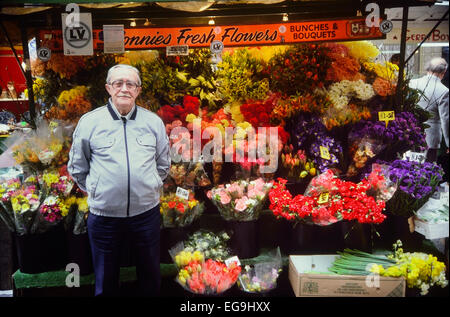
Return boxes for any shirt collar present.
[107,98,137,120]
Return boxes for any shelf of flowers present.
[0,41,448,295]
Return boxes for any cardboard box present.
[289,255,406,297]
[414,218,449,240]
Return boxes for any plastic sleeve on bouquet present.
[207,178,273,222]
[237,247,282,293]
[346,136,386,178]
[160,185,204,228]
[0,201,15,232]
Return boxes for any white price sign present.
[103,25,125,53]
[176,187,189,200]
[224,256,241,268]
[403,150,426,163]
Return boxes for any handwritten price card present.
[320,146,331,160]
[176,187,189,200]
[318,192,329,204]
[378,111,395,128]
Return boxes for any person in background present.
[390,53,401,66]
[68,64,170,296]
[409,57,449,162]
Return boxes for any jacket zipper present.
[122,117,131,217]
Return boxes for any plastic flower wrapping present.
[169,232,240,295]
[207,178,273,222]
[269,168,393,226]
[0,175,41,235]
[171,230,231,262]
[379,159,444,218]
[5,120,74,172]
[160,187,204,228]
[237,248,282,293]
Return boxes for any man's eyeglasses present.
[109,80,140,90]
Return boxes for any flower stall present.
[0,0,448,297]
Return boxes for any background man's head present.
[426,57,448,79]
[105,64,142,114]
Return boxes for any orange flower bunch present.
[46,54,86,79]
[45,95,91,124]
[322,104,371,130]
[372,77,396,97]
[325,52,361,82]
[271,93,330,126]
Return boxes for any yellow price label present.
[378,111,395,128]
[320,146,331,160]
[318,192,329,204]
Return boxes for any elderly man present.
[409,57,449,162]
[68,64,170,296]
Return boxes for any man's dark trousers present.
[87,204,161,296]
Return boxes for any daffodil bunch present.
[371,240,448,295]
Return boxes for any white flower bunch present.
[327,80,375,109]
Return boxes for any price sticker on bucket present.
[176,187,189,200]
[225,256,241,267]
[378,111,395,128]
[320,146,331,160]
[318,192,329,204]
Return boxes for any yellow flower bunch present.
[341,41,380,62]
[373,240,449,295]
[43,171,60,188]
[363,62,399,81]
[76,197,89,213]
[247,45,288,63]
[228,101,245,123]
[57,86,88,107]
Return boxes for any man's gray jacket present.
[409,74,449,149]
[68,102,170,217]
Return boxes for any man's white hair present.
[425,57,448,75]
[106,64,141,86]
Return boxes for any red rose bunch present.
[268,169,387,226]
[157,95,200,124]
[240,93,280,127]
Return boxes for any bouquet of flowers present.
[207,178,273,222]
[176,257,241,295]
[7,120,74,172]
[160,189,204,228]
[269,169,388,226]
[329,240,448,296]
[380,159,444,218]
[178,230,231,261]
[0,176,41,235]
[346,136,385,177]
[67,195,89,235]
[279,145,317,182]
[349,112,427,161]
[372,241,447,295]
[237,248,282,293]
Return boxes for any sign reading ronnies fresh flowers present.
[39,17,384,51]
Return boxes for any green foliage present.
[215,48,269,106]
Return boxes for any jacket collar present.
[107,100,137,120]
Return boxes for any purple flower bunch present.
[310,135,343,173]
[382,159,443,199]
[291,113,342,173]
[379,159,444,217]
[292,113,327,149]
[350,112,427,153]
